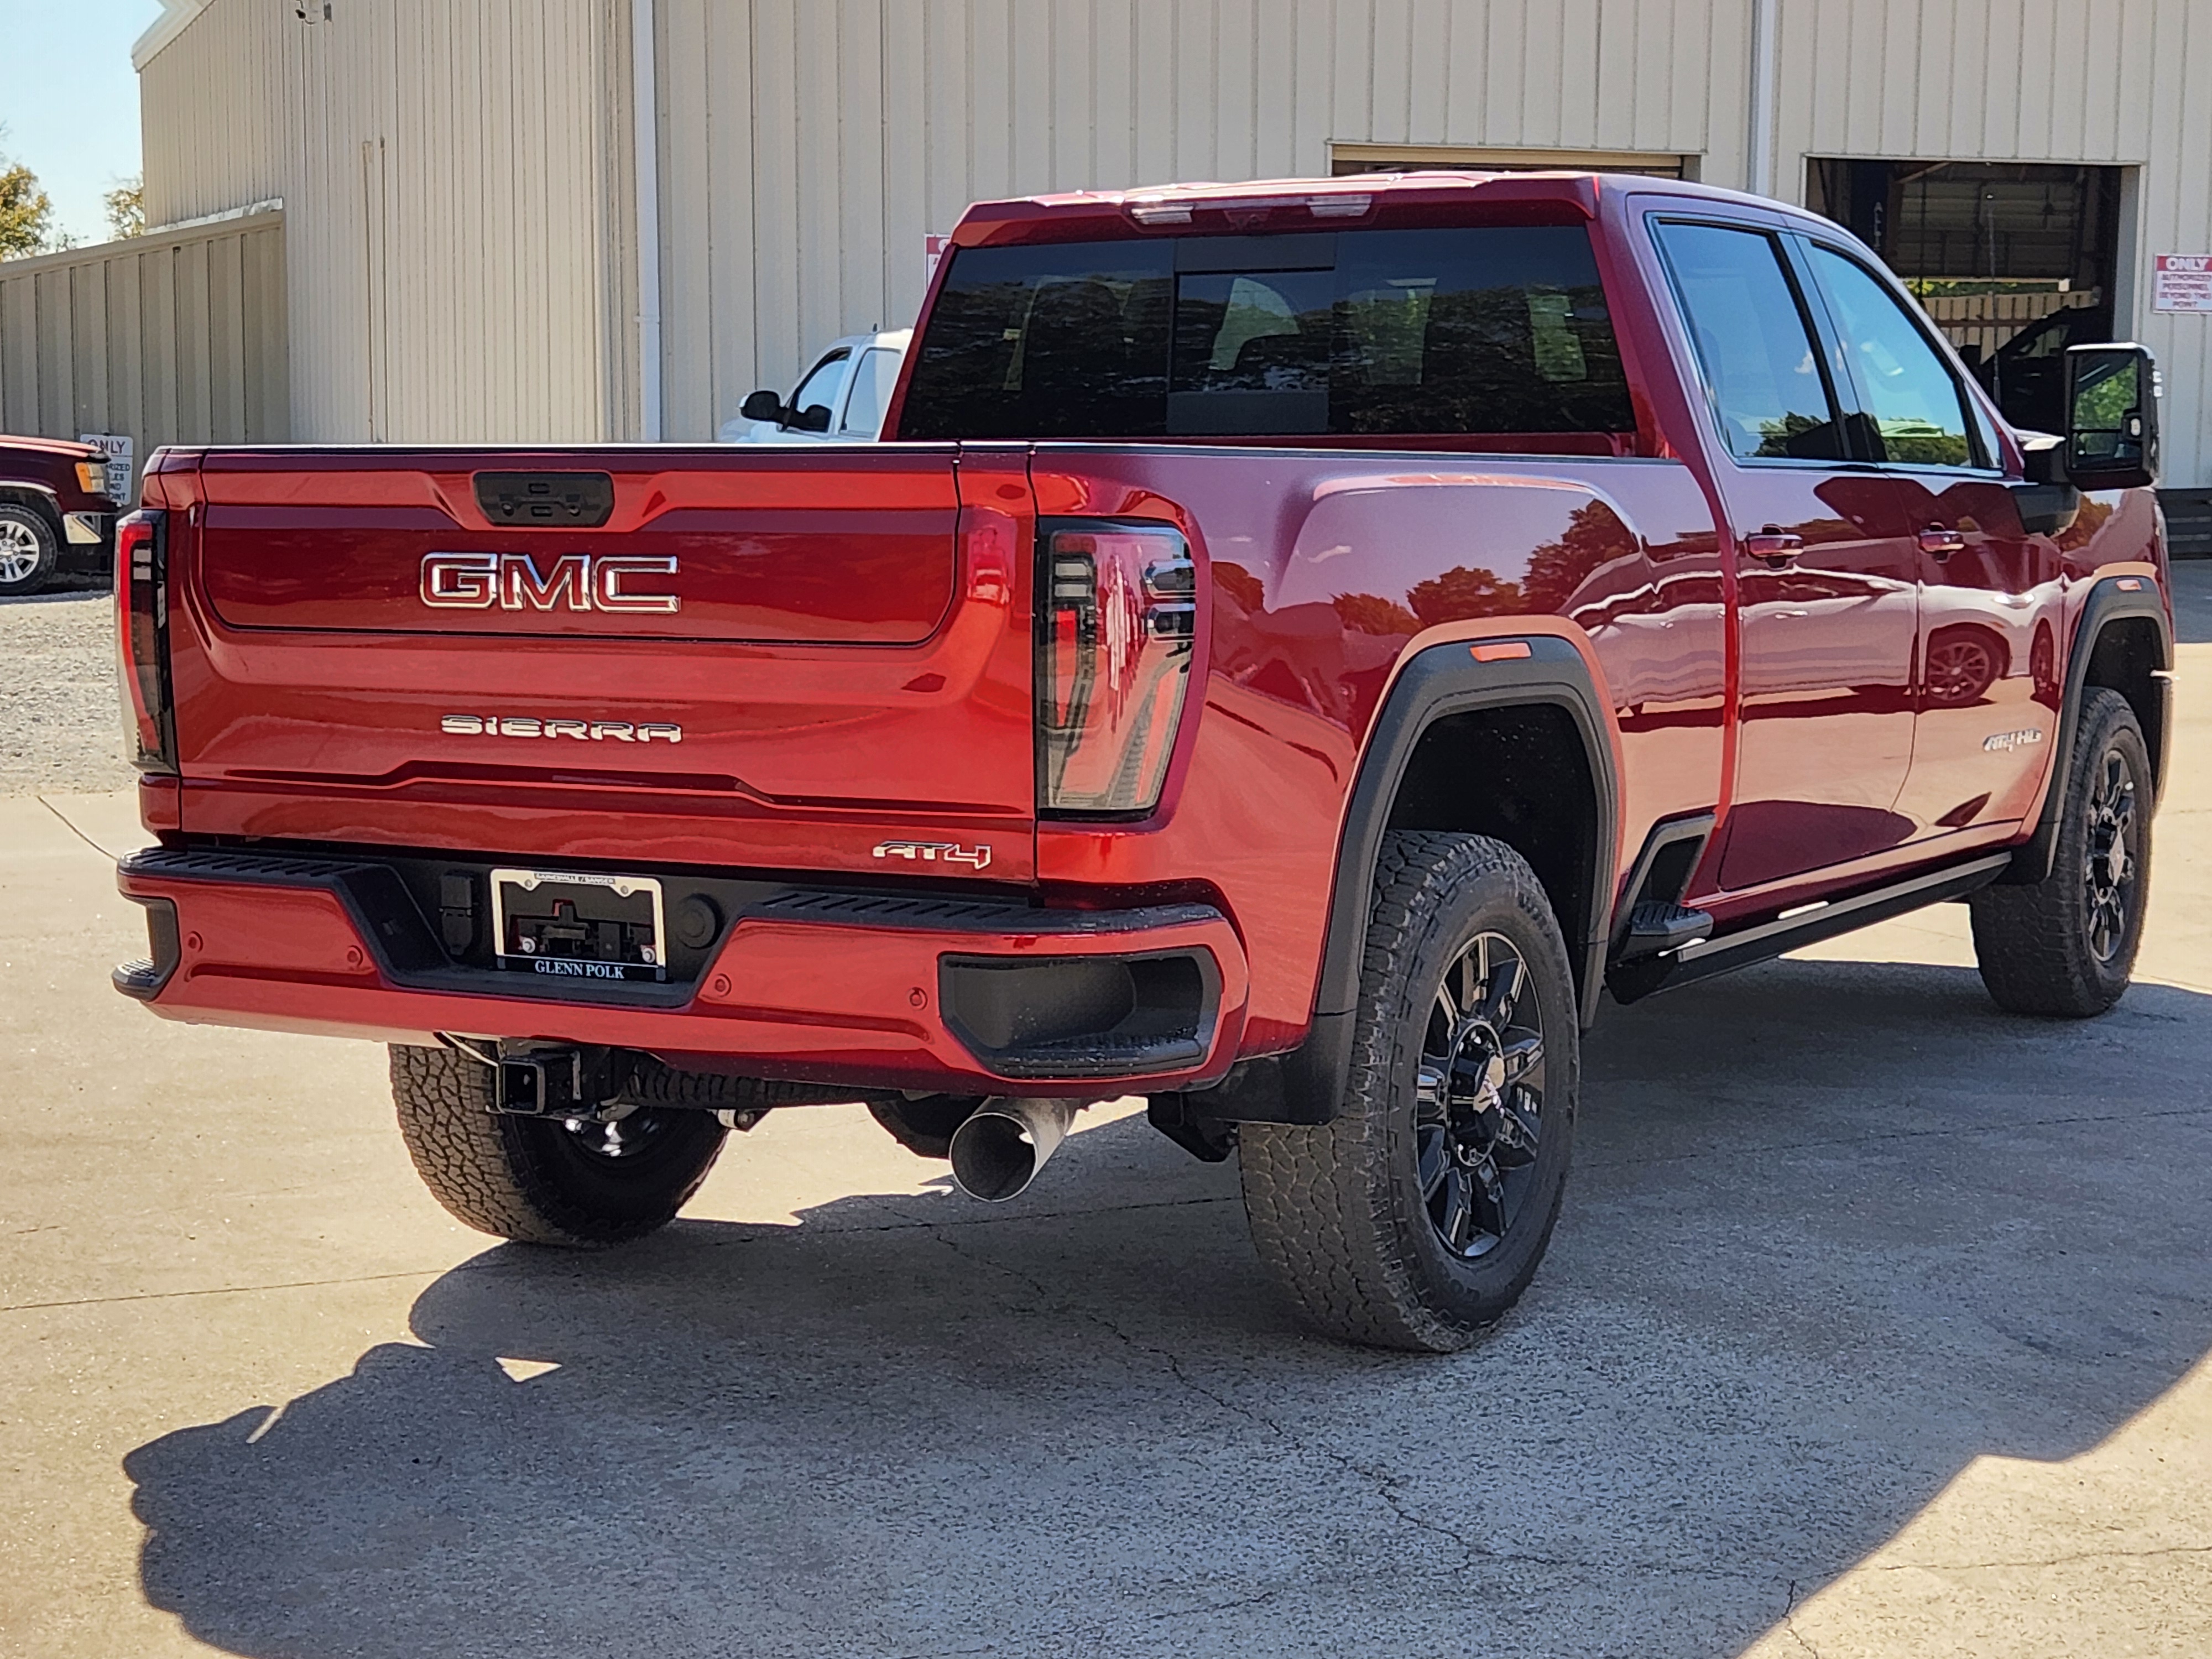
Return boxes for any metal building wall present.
[1770,0,2212,505]
[653,0,1760,439]
[0,212,289,497]
[137,0,637,446]
[131,0,2212,483]
[138,0,290,229]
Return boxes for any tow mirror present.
[739,389,785,425]
[791,403,833,434]
[2064,344,2160,491]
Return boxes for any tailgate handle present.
[474,472,615,528]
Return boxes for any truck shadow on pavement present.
[124,959,2212,1659]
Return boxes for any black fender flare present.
[0,482,65,535]
[1998,575,2173,886]
[1201,635,1619,1125]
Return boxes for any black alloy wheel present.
[1415,932,1546,1259]
[2082,744,2139,965]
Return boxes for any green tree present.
[105,176,144,239]
[0,153,56,259]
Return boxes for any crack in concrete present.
[928,1222,1489,1567]
[1859,1540,2212,1574]
[35,794,124,860]
[926,1225,1784,1591]
[1778,1577,1823,1657]
[0,1265,451,1315]
[1585,1100,2212,1172]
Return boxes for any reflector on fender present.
[1037,523,1196,816]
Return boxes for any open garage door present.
[1807,160,2125,437]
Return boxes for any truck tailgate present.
[166,447,1037,880]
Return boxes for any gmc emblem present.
[420,551,680,613]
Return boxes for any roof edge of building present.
[133,0,208,72]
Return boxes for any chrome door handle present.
[1744,530,1803,567]
[1917,525,1968,559]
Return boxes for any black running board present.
[1610,851,2011,1002]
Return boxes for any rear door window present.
[1651,220,1846,462]
[896,226,1634,442]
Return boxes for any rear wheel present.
[390,1045,727,1246]
[0,505,58,598]
[1969,687,2152,1017]
[1239,832,1578,1352]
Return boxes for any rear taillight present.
[1038,522,1196,815]
[115,509,176,775]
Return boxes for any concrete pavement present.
[2,571,2209,1658]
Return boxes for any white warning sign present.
[2153,254,2212,313]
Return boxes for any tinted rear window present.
[896,226,1633,442]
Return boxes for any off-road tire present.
[1969,687,2153,1018]
[1238,832,1579,1352]
[390,1045,727,1246]
[0,504,59,597]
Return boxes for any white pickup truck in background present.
[717,328,911,445]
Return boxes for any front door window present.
[1803,242,2064,840]
[1804,247,1980,468]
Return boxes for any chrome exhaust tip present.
[946,1097,1079,1202]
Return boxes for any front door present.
[1796,240,2068,841]
[1650,217,1922,894]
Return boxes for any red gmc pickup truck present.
[112,172,2172,1352]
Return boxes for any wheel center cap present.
[1448,1023,1509,1155]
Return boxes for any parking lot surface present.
[2,568,2208,1658]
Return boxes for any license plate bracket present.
[490,868,667,983]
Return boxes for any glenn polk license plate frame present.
[489,868,669,983]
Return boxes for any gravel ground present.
[0,576,136,796]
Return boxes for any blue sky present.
[1,1,166,245]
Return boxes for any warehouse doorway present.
[1806,160,2126,435]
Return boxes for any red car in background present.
[0,435,123,597]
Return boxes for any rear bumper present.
[114,847,1248,1097]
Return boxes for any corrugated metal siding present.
[655,0,1759,439]
[139,0,289,228]
[1771,0,2212,505]
[0,213,289,499]
[135,0,2212,482]
[138,0,634,445]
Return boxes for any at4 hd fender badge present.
[442,715,682,743]
[873,841,992,870]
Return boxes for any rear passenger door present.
[1795,239,2066,841]
[1649,216,1922,893]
